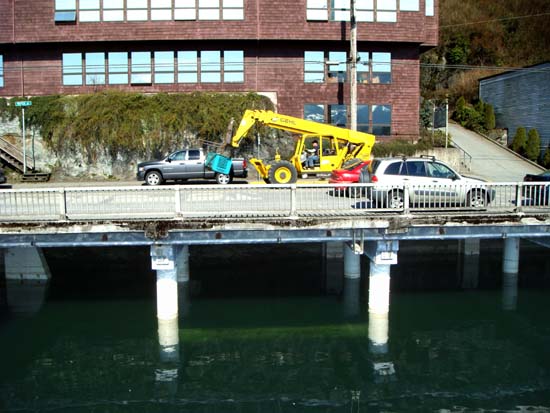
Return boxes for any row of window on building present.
[305,103,391,135]
[54,0,434,22]
[62,50,244,85]
[60,50,392,86]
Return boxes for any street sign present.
[15,101,32,107]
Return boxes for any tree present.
[525,128,541,162]
[484,104,495,130]
[542,145,550,169]
[510,127,527,155]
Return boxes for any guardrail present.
[0,182,549,222]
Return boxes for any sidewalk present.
[449,123,544,182]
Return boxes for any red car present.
[329,158,371,194]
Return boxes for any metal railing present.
[1,182,549,222]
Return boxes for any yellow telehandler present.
[226,109,376,184]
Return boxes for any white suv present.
[359,156,493,209]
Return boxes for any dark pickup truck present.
[137,148,248,185]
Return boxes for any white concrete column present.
[151,245,179,321]
[368,262,391,315]
[502,271,518,311]
[503,237,520,274]
[158,317,180,363]
[343,276,360,317]
[176,245,190,283]
[461,238,480,289]
[344,243,361,279]
[368,312,389,354]
[4,247,51,281]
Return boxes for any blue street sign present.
[15,101,32,107]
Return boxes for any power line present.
[441,11,550,28]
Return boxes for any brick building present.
[0,0,438,139]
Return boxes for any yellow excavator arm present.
[226,109,376,184]
[227,109,375,151]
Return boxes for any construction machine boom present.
[226,110,376,184]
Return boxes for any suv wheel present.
[145,171,163,186]
[387,189,404,209]
[467,189,487,208]
[215,173,232,185]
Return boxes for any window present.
[328,51,347,83]
[188,150,201,160]
[175,0,196,19]
[357,52,369,83]
[304,104,325,123]
[85,52,105,85]
[108,52,128,84]
[151,0,172,20]
[62,53,83,85]
[177,51,198,83]
[358,105,369,132]
[306,0,327,21]
[154,51,175,83]
[331,0,350,21]
[103,0,124,21]
[55,0,76,22]
[425,0,434,16]
[222,0,244,20]
[329,104,347,127]
[79,0,100,22]
[198,0,220,20]
[0,55,3,88]
[384,161,402,175]
[356,0,373,22]
[372,104,391,135]
[372,52,391,83]
[127,0,148,21]
[405,161,426,176]
[399,0,419,11]
[131,52,152,84]
[201,51,221,82]
[223,50,244,83]
[377,0,396,22]
[304,51,324,83]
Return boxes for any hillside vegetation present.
[422,0,550,102]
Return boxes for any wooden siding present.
[480,63,550,150]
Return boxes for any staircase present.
[0,136,50,182]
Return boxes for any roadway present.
[449,122,544,182]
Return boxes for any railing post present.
[58,188,67,220]
[290,184,297,218]
[403,184,410,215]
[174,187,182,217]
[515,183,523,212]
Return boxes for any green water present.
[1,291,550,412]
[1,242,550,412]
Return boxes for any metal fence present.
[1,182,549,222]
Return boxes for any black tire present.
[387,189,404,209]
[215,173,233,185]
[466,189,488,208]
[268,161,298,184]
[145,170,163,186]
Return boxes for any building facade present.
[479,62,550,151]
[0,0,438,139]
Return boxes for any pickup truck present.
[137,148,247,185]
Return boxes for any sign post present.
[15,100,32,174]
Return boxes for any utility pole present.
[349,0,357,131]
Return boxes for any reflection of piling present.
[368,312,388,354]
[501,238,520,311]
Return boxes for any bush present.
[525,128,541,162]
[542,146,550,169]
[484,104,496,130]
[510,127,527,155]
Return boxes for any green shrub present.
[510,127,527,155]
[525,128,541,162]
[542,146,550,169]
[484,104,496,130]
